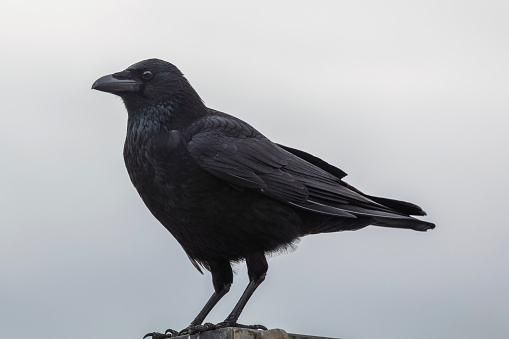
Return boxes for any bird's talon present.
[217,322,267,331]
[185,322,216,335]
[165,329,179,336]
[214,321,230,328]
[143,332,173,339]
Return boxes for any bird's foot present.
[215,321,267,331]
[143,329,178,339]
[178,322,267,335]
[178,323,216,335]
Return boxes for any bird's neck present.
[127,93,207,132]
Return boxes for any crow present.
[92,59,435,337]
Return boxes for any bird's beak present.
[92,74,141,94]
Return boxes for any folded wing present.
[186,113,432,228]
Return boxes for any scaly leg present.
[144,260,233,338]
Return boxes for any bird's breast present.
[123,122,211,217]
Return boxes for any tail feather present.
[304,214,435,234]
[372,216,435,231]
[366,195,427,216]
[275,143,435,232]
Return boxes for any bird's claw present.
[165,329,179,336]
[216,322,267,331]
[182,322,216,335]
[143,332,173,339]
[144,322,266,338]
[181,321,267,334]
[143,328,179,339]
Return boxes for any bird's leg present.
[178,260,233,335]
[215,253,268,331]
[218,275,267,329]
[180,283,230,334]
[144,261,233,338]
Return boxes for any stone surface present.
[172,328,339,339]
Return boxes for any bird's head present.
[92,58,204,116]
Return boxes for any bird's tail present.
[363,195,435,231]
[302,195,435,234]
[305,214,435,235]
[364,195,427,216]
[371,216,435,232]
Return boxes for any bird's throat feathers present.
[124,108,184,161]
[126,101,173,137]
[127,96,204,129]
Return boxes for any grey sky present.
[1,1,508,339]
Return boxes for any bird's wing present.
[276,144,348,179]
[277,144,427,216]
[186,115,409,219]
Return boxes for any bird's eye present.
[142,70,154,80]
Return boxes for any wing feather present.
[185,114,414,219]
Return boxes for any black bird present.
[92,59,435,337]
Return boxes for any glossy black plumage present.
[92,59,435,336]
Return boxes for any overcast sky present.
[1,1,508,339]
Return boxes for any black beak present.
[92,74,141,94]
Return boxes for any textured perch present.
[167,327,339,339]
